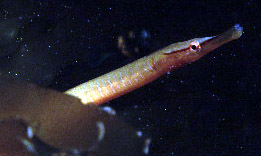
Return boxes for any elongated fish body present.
[65,25,243,105]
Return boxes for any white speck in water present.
[21,139,36,153]
[101,106,116,115]
[136,131,143,137]
[143,138,151,155]
[27,127,34,138]
[96,121,105,141]
[70,149,80,154]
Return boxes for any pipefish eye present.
[189,41,201,52]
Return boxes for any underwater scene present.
[0,0,259,155]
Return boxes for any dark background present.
[0,0,259,155]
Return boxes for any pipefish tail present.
[65,24,243,105]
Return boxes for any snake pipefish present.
[65,25,243,105]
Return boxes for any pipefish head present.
[163,24,243,63]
